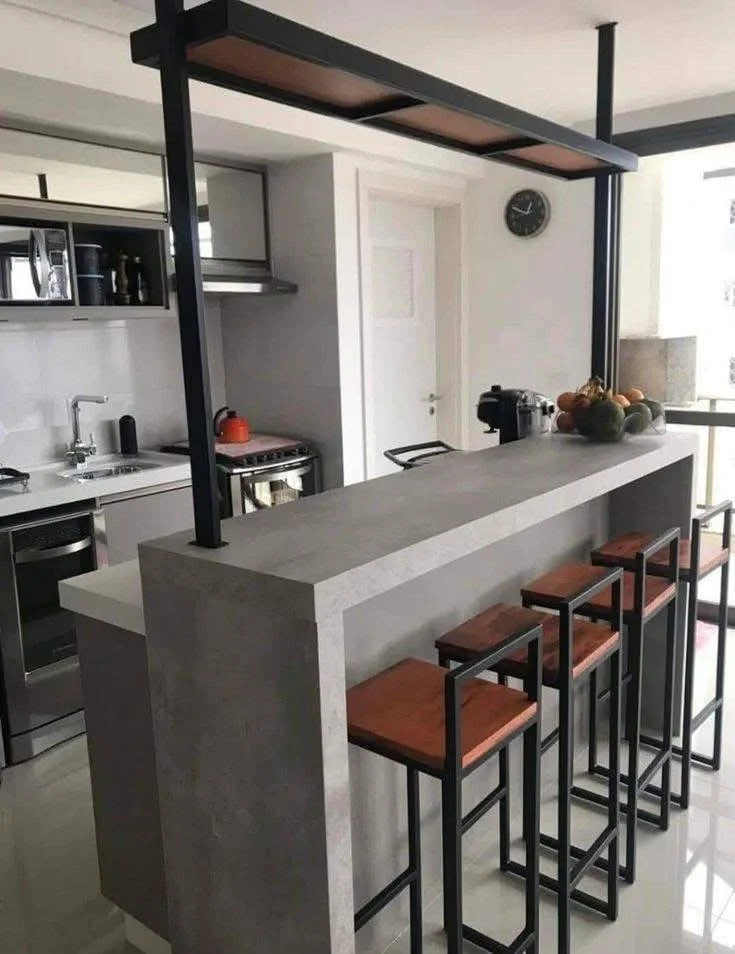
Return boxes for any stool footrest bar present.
[354,867,415,930]
[539,832,612,876]
[461,782,506,835]
[692,697,723,733]
[506,860,613,917]
[461,923,535,954]
[571,827,617,890]
[596,671,632,703]
[637,749,670,791]
[541,726,560,755]
[588,756,670,799]
[570,784,666,828]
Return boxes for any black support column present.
[155,0,222,548]
[591,22,621,388]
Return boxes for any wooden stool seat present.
[435,603,620,689]
[593,531,729,581]
[347,657,536,772]
[520,562,616,609]
[580,570,676,622]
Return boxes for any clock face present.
[504,189,550,238]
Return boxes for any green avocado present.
[641,398,664,421]
[625,402,653,434]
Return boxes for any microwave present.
[0,221,73,304]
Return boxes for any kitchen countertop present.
[143,432,699,621]
[62,432,698,629]
[0,451,191,520]
[60,559,145,635]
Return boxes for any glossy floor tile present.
[2,623,735,953]
[0,736,133,954]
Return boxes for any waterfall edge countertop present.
[61,432,698,627]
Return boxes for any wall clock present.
[504,189,550,238]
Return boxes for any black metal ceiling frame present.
[132,0,637,182]
[140,1,634,548]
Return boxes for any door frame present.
[356,169,468,479]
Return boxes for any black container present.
[119,415,138,456]
[74,243,102,275]
[77,274,105,306]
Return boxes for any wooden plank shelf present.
[131,0,638,180]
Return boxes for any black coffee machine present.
[477,385,555,444]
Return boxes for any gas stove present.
[161,433,314,475]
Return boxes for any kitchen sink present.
[58,460,162,482]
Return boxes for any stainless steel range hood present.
[200,258,297,295]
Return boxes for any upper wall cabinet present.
[0,128,166,214]
[194,163,266,262]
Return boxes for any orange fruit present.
[624,387,644,403]
[611,394,630,408]
[556,411,575,433]
[556,391,577,413]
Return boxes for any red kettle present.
[213,406,250,444]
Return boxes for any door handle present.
[422,393,443,402]
[14,536,93,564]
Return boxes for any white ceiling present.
[10,0,735,125]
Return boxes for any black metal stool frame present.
[510,570,624,954]
[580,527,680,885]
[350,623,544,954]
[637,502,732,809]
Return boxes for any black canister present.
[77,274,105,306]
[119,415,138,456]
[74,243,102,274]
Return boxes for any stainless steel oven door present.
[227,458,319,517]
[0,507,102,760]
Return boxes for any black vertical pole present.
[591,22,619,386]
[155,0,222,548]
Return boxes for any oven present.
[0,502,106,763]
[220,451,321,517]
[161,434,321,519]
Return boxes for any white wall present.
[465,165,595,448]
[0,303,225,468]
[220,155,345,489]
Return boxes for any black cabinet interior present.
[72,224,168,308]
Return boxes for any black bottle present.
[119,415,138,456]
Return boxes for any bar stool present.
[530,528,679,886]
[435,581,623,954]
[592,502,731,809]
[348,618,544,954]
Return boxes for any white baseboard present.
[124,914,172,954]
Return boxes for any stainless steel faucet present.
[67,394,109,465]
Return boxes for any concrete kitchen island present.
[62,432,697,954]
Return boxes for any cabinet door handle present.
[15,536,92,564]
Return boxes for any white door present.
[364,197,438,477]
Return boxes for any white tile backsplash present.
[0,301,225,469]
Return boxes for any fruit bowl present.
[554,379,665,443]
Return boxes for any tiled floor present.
[1,624,734,953]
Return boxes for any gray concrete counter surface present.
[139,433,698,621]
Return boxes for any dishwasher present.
[0,502,105,763]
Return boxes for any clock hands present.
[510,201,535,215]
